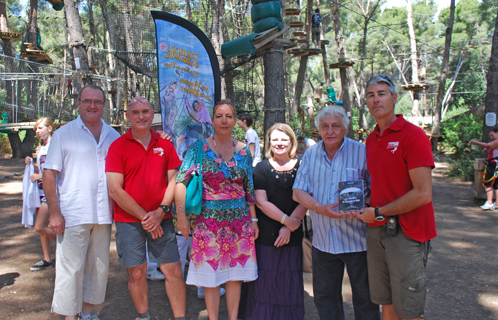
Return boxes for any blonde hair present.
[265,123,298,159]
[34,117,55,134]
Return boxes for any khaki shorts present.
[52,224,111,316]
[367,224,431,319]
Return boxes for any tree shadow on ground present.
[0,272,20,290]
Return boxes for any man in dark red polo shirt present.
[355,76,436,320]
[106,97,186,320]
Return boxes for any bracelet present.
[176,210,186,214]
[177,205,185,210]
[280,214,288,224]
[314,203,320,214]
[251,218,258,222]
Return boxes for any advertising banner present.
[152,11,221,159]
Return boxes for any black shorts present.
[483,161,498,189]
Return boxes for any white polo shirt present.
[44,116,120,228]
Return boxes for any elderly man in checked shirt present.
[293,105,379,320]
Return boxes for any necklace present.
[213,137,237,167]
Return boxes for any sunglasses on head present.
[129,97,150,105]
[378,75,394,86]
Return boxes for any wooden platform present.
[297,39,308,44]
[401,83,429,91]
[292,31,306,37]
[287,47,322,57]
[329,60,355,68]
[0,31,21,40]
[283,8,301,16]
[288,21,305,28]
[21,44,53,64]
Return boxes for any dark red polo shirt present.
[106,129,181,223]
[366,115,437,242]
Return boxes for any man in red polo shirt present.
[355,76,436,320]
[106,97,186,320]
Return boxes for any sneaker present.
[30,260,54,271]
[134,317,149,320]
[78,311,100,320]
[197,287,225,299]
[146,269,165,281]
[480,202,495,210]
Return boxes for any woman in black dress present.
[239,123,307,320]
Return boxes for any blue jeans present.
[312,247,380,320]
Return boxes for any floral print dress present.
[176,139,258,287]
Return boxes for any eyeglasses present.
[79,99,104,107]
[129,97,150,105]
[378,75,394,86]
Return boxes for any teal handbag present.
[185,141,203,215]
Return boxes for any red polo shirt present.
[106,129,181,223]
[366,115,437,242]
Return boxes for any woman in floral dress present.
[175,100,259,320]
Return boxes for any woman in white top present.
[24,117,57,270]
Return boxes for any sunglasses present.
[378,75,394,86]
[129,97,150,105]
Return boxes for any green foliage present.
[441,113,483,181]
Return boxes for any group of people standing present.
[23,74,436,320]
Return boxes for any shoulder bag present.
[185,141,204,215]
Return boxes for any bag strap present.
[195,140,204,174]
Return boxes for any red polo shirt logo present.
[387,141,399,153]
[153,147,164,157]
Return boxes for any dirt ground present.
[1,156,497,320]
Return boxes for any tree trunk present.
[321,43,330,87]
[8,130,36,159]
[87,0,97,69]
[0,0,14,122]
[26,0,39,116]
[186,0,193,22]
[332,0,353,137]
[64,0,92,86]
[483,7,498,141]
[291,55,309,117]
[406,0,421,124]
[120,0,138,96]
[304,71,316,130]
[263,51,286,150]
[432,0,455,150]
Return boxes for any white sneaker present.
[480,202,495,210]
[146,269,165,281]
[197,287,226,299]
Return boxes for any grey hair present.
[366,75,396,95]
[315,105,349,130]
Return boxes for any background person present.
[237,113,261,167]
[312,8,322,48]
[175,100,258,320]
[470,129,498,210]
[24,117,57,271]
[297,135,316,155]
[239,123,307,320]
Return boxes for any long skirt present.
[239,243,305,320]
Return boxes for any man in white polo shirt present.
[43,85,121,320]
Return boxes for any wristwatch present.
[374,207,385,222]
[159,205,170,214]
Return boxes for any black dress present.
[239,159,304,320]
